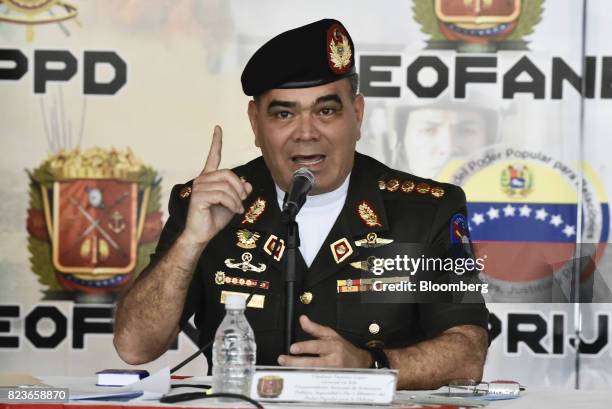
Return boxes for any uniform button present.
[368,322,380,334]
[300,291,313,305]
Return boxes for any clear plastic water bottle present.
[212,294,257,395]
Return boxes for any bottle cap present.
[225,294,246,309]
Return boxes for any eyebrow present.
[267,100,297,111]
[314,94,342,106]
[266,94,343,112]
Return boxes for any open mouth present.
[291,154,326,166]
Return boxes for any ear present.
[353,94,365,141]
[247,100,261,147]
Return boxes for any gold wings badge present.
[355,233,393,248]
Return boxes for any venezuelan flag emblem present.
[442,147,609,302]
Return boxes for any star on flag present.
[550,214,564,227]
[562,225,576,237]
[486,207,500,220]
[519,205,532,217]
[535,208,549,221]
[472,213,485,226]
[503,204,516,217]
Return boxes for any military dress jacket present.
[147,152,489,368]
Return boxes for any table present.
[1,376,610,409]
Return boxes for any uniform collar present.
[304,152,388,288]
[274,173,350,211]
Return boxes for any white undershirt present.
[275,175,350,267]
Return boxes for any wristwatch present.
[365,346,390,369]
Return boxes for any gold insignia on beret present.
[330,237,354,264]
[377,180,386,190]
[328,25,352,72]
[386,179,399,192]
[179,185,191,199]
[416,182,430,194]
[431,186,445,198]
[236,229,260,249]
[401,180,415,193]
[357,200,382,227]
[241,197,266,224]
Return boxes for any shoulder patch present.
[450,213,470,244]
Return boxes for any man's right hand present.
[181,125,253,246]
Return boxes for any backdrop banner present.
[1,0,611,388]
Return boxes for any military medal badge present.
[263,234,286,262]
[355,232,393,248]
[350,256,379,274]
[241,197,266,224]
[356,200,382,227]
[236,229,260,249]
[215,271,226,285]
[330,237,354,264]
[224,252,267,273]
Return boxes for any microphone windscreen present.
[293,167,315,186]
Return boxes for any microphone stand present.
[281,216,299,355]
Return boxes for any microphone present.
[281,167,315,222]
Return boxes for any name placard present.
[250,366,397,405]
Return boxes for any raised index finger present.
[201,125,223,174]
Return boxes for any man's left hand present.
[278,315,373,368]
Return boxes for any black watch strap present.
[365,346,390,369]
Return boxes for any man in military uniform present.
[114,19,489,390]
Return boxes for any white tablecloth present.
[36,376,611,409]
